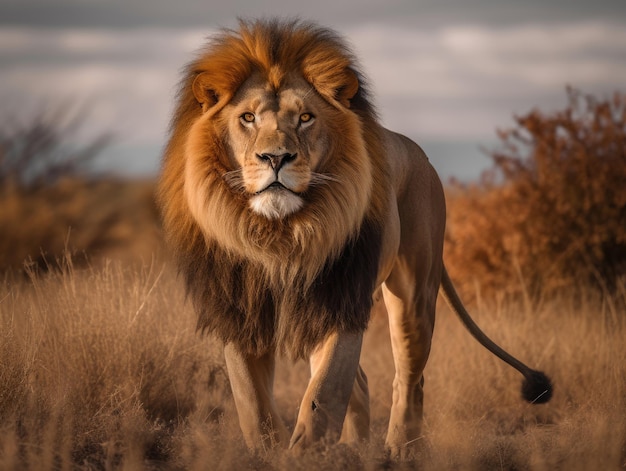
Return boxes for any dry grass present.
[0,258,230,470]
[0,257,624,470]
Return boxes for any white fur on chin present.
[249,191,303,219]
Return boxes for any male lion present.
[158,19,552,457]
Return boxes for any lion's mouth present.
[256,181,301,195]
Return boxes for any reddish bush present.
[446,88,626,299]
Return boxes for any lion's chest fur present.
[182,218,382,358]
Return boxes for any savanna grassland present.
[1,89,625,469]
[1,253,624,470]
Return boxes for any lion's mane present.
[158,19,389,358]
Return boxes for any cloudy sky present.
[1,0,625,181]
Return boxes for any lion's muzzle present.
[257,152,297,172]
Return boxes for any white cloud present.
[0,28,211,144]
[344,21,625,137]
[0,26,208,59]
[348,21,626,92]
[441,22,626,58]
[438,22,626,87]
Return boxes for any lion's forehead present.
[233,75,321,118]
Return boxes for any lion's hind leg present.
[223,344,289,451]
[382,272,437,460]
[340,365,370,444]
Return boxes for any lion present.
[157,19,552,458]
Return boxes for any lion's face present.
[219,74,334,219]
[175,24,375,273]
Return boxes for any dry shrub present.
[0,109,163,271]
[0,107,109,188]
[0,178,162,271]
[446,88,626,299]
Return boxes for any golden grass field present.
[1,179,625,470]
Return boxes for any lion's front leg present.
[289,331,363,451]
[223,344,289,451]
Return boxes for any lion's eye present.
[299,113,314,124]
[240,112,255,124]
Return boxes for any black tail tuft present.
[522,370,553,404]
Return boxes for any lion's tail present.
[440,267,553,404]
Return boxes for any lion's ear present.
[192,72,221,113]
[305,65,360,109]
[335,69,360,108]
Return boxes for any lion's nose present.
[257,153,297,172]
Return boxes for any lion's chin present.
[249,189,304,219]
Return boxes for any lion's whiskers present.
[224,169,337,192]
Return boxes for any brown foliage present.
[446,88,626,299]
[0,109,163,271]
[0,178,162,271]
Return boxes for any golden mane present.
[157,19,389,357]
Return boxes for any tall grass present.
[0,257,229,469]
[1,258,624,470]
